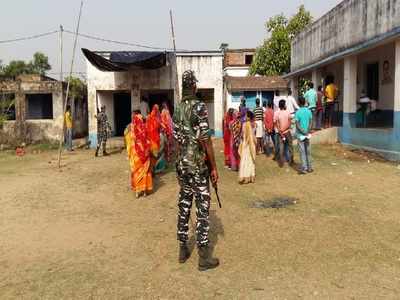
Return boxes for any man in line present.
[253,98,264,154]
[295,96,313,174]
[173,70,219,271]
[264,101,275,157]
[325,77,339,128]
[304,82,317,129]
[95,105,110,157]
[286,89,299,116]
[274,100,294,167]
[64,105,73,152]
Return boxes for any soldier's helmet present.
[182,70,198,97]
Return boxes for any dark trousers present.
[177,172,211,246]
[277,132,294,165]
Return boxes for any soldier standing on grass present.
[95,105,110,157]
[173,70,220,271]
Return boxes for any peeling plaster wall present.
[0,80,65,144]
[292,0,400,72]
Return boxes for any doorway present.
[113,92,131,136]
[367,63,379,100]
[141,90,174,114]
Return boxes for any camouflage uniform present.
[96,112,109,153]
[173,96,211,247]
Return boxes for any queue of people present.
[223,89,316,180]
[123,103,174,198]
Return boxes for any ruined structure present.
[0,74,87,145]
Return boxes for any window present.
[26,93,53,120]
[196,89,214,103]
[0,93,16,120]
[245,55,253,65]
[231,92,243,103]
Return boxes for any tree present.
[250,5,312,76]
[0,52,51,77]
[29,52,51,75]
[65,76,86,102]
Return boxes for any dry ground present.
[1,141,400,299]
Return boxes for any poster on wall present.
[381,60,393,85]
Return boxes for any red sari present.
[160,107,174,162]
[223,111,234,167]
[147,105,161,159]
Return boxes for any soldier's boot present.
[198,245,219,271]
[179,242,190,264]
[102,143,109,156]
[95,146,100,157]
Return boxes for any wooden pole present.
[169,10,180,102]
[57,0,84,169]
[59,25,64,82]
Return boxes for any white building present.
[84,49,224,145]
[284,0,400,161]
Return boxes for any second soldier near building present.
[95,105,110,157]
[173,70,220,271]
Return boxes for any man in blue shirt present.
[303,82,317,130]
[295,96,313,175]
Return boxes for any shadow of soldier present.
[186,209,224,257]
[209,210,224,256]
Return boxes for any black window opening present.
[26,94,53,120]
[196,89,214,103]
[245,54,254,65]
[0,93,16,120]
[366,63,379,100]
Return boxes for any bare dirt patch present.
[1,142,400,299]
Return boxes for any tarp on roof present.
[82,48,167,72]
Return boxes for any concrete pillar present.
[290,77,298,99]
[87,87,97,147]
[343,55,358,127]
[312,69,323,89]
[393,39,400,142]
[394,39,400,132]
[14,81,26,143]
[131,85,140,111]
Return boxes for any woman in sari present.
[124,112,153,198]
[223,109,234,168]
[147,104,161,171]
[160,103,174,163]
[238,111,256,184]
[229,110,241,172]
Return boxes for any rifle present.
[205,155,222,209]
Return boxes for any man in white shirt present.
[286,89,299,115]
[273,90,286,112]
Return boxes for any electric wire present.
[0,30,59,44]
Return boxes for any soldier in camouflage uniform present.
[173,70,220,271]
[95,105,110,157]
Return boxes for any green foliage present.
[298,77,312,96]
[0,94,16,126]
[250,5,312,76]
[65,76,86,101]
[0,52,51,77]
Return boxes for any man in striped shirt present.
[253,98,264,154]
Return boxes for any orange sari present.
[125,114,153,193]
[147,105,161,157]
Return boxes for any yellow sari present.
[124,115,153,194]
[238,120,256,184]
